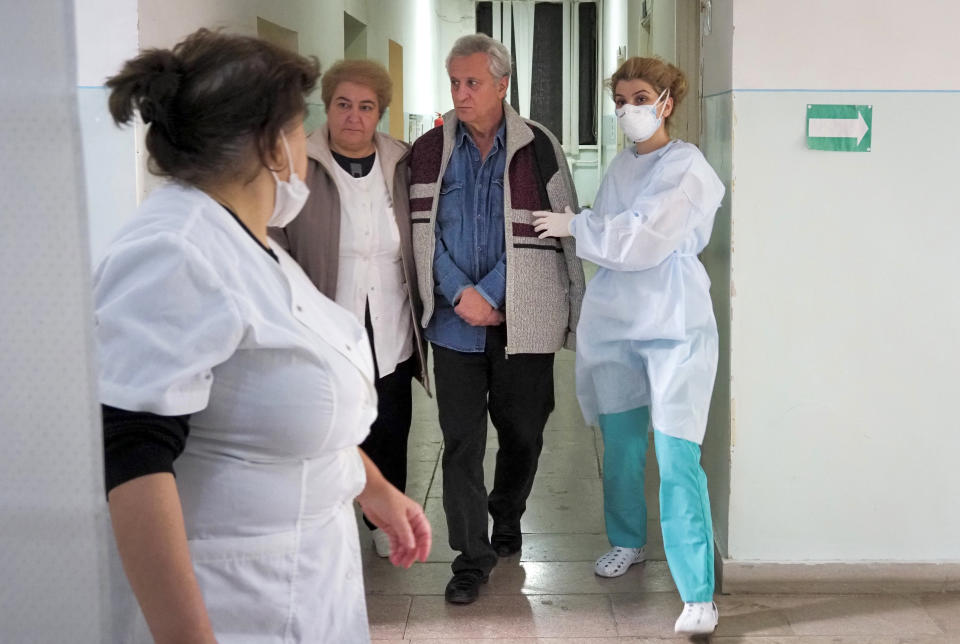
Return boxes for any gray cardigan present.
[408,103,585,355]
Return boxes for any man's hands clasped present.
[455,286,504,327]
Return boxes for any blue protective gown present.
[570,140,725,444]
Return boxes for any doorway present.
[344,12,367,60]
[257,17,299,53]
[388,39,404,141]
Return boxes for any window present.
[529,3,562,139]
[475,1,599,148]
[577,2,597,145]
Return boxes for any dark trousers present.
[360,305,416,530]
[432,325,555,575]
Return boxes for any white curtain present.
[511,1,535,118]
[491,1,534,119]
[501,1,513,72]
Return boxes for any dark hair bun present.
[107,49,184,129]
[105,28,320,187]
[137,52,183,128]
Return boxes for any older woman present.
[98,30,430,643]
[270,59,427,559]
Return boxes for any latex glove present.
[533,206,575,238]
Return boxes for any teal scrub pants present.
[598,406,715,602]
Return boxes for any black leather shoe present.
[492,535,522,557]
[444,570,488,604]
[491,523,522,557]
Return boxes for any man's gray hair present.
[445,34,512,80]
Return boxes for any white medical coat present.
[95,182,376,643]
[570,140,725,444]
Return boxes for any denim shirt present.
[425,120,507,352]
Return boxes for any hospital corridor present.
[3,0,960,642]
[357,352,960,642]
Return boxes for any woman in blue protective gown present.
[533,57,725,637]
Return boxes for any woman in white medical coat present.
[533,57,724,636]
[98,29,430,643]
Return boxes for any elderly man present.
[409,34,585,604]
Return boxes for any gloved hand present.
[532,206,575,238]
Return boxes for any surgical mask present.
[616,88,669,143]
[268,133,310,228]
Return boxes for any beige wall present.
[81,0,458,217]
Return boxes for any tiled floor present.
[360,350,960,643]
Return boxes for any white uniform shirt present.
[331,155,414,377]
[95,182,376,643]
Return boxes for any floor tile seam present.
[705,639,842,642]
[900,590,951,632]
[598,592,622,637]
[381,592,680,599]
[898,593,960,639]
[775,592,948,637]
[402,591,653,598]
[389,595,958,640]
[593,427,603,479]
[378,591,445,597]
[397,593,415,641]
[609,587,665,639]
[420,442,442,507]
[606,592,804,639]
[916,603,959,636]
[720,592,949,599]
[707,639,946,642]
[409,590,603,598]
[524,474,601,481]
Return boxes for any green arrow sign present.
[806,104,872,152]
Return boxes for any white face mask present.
[268,132,310,228]
[615,88,669,143]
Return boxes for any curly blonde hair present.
[607,57,687,130]
[321,59,392,116]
